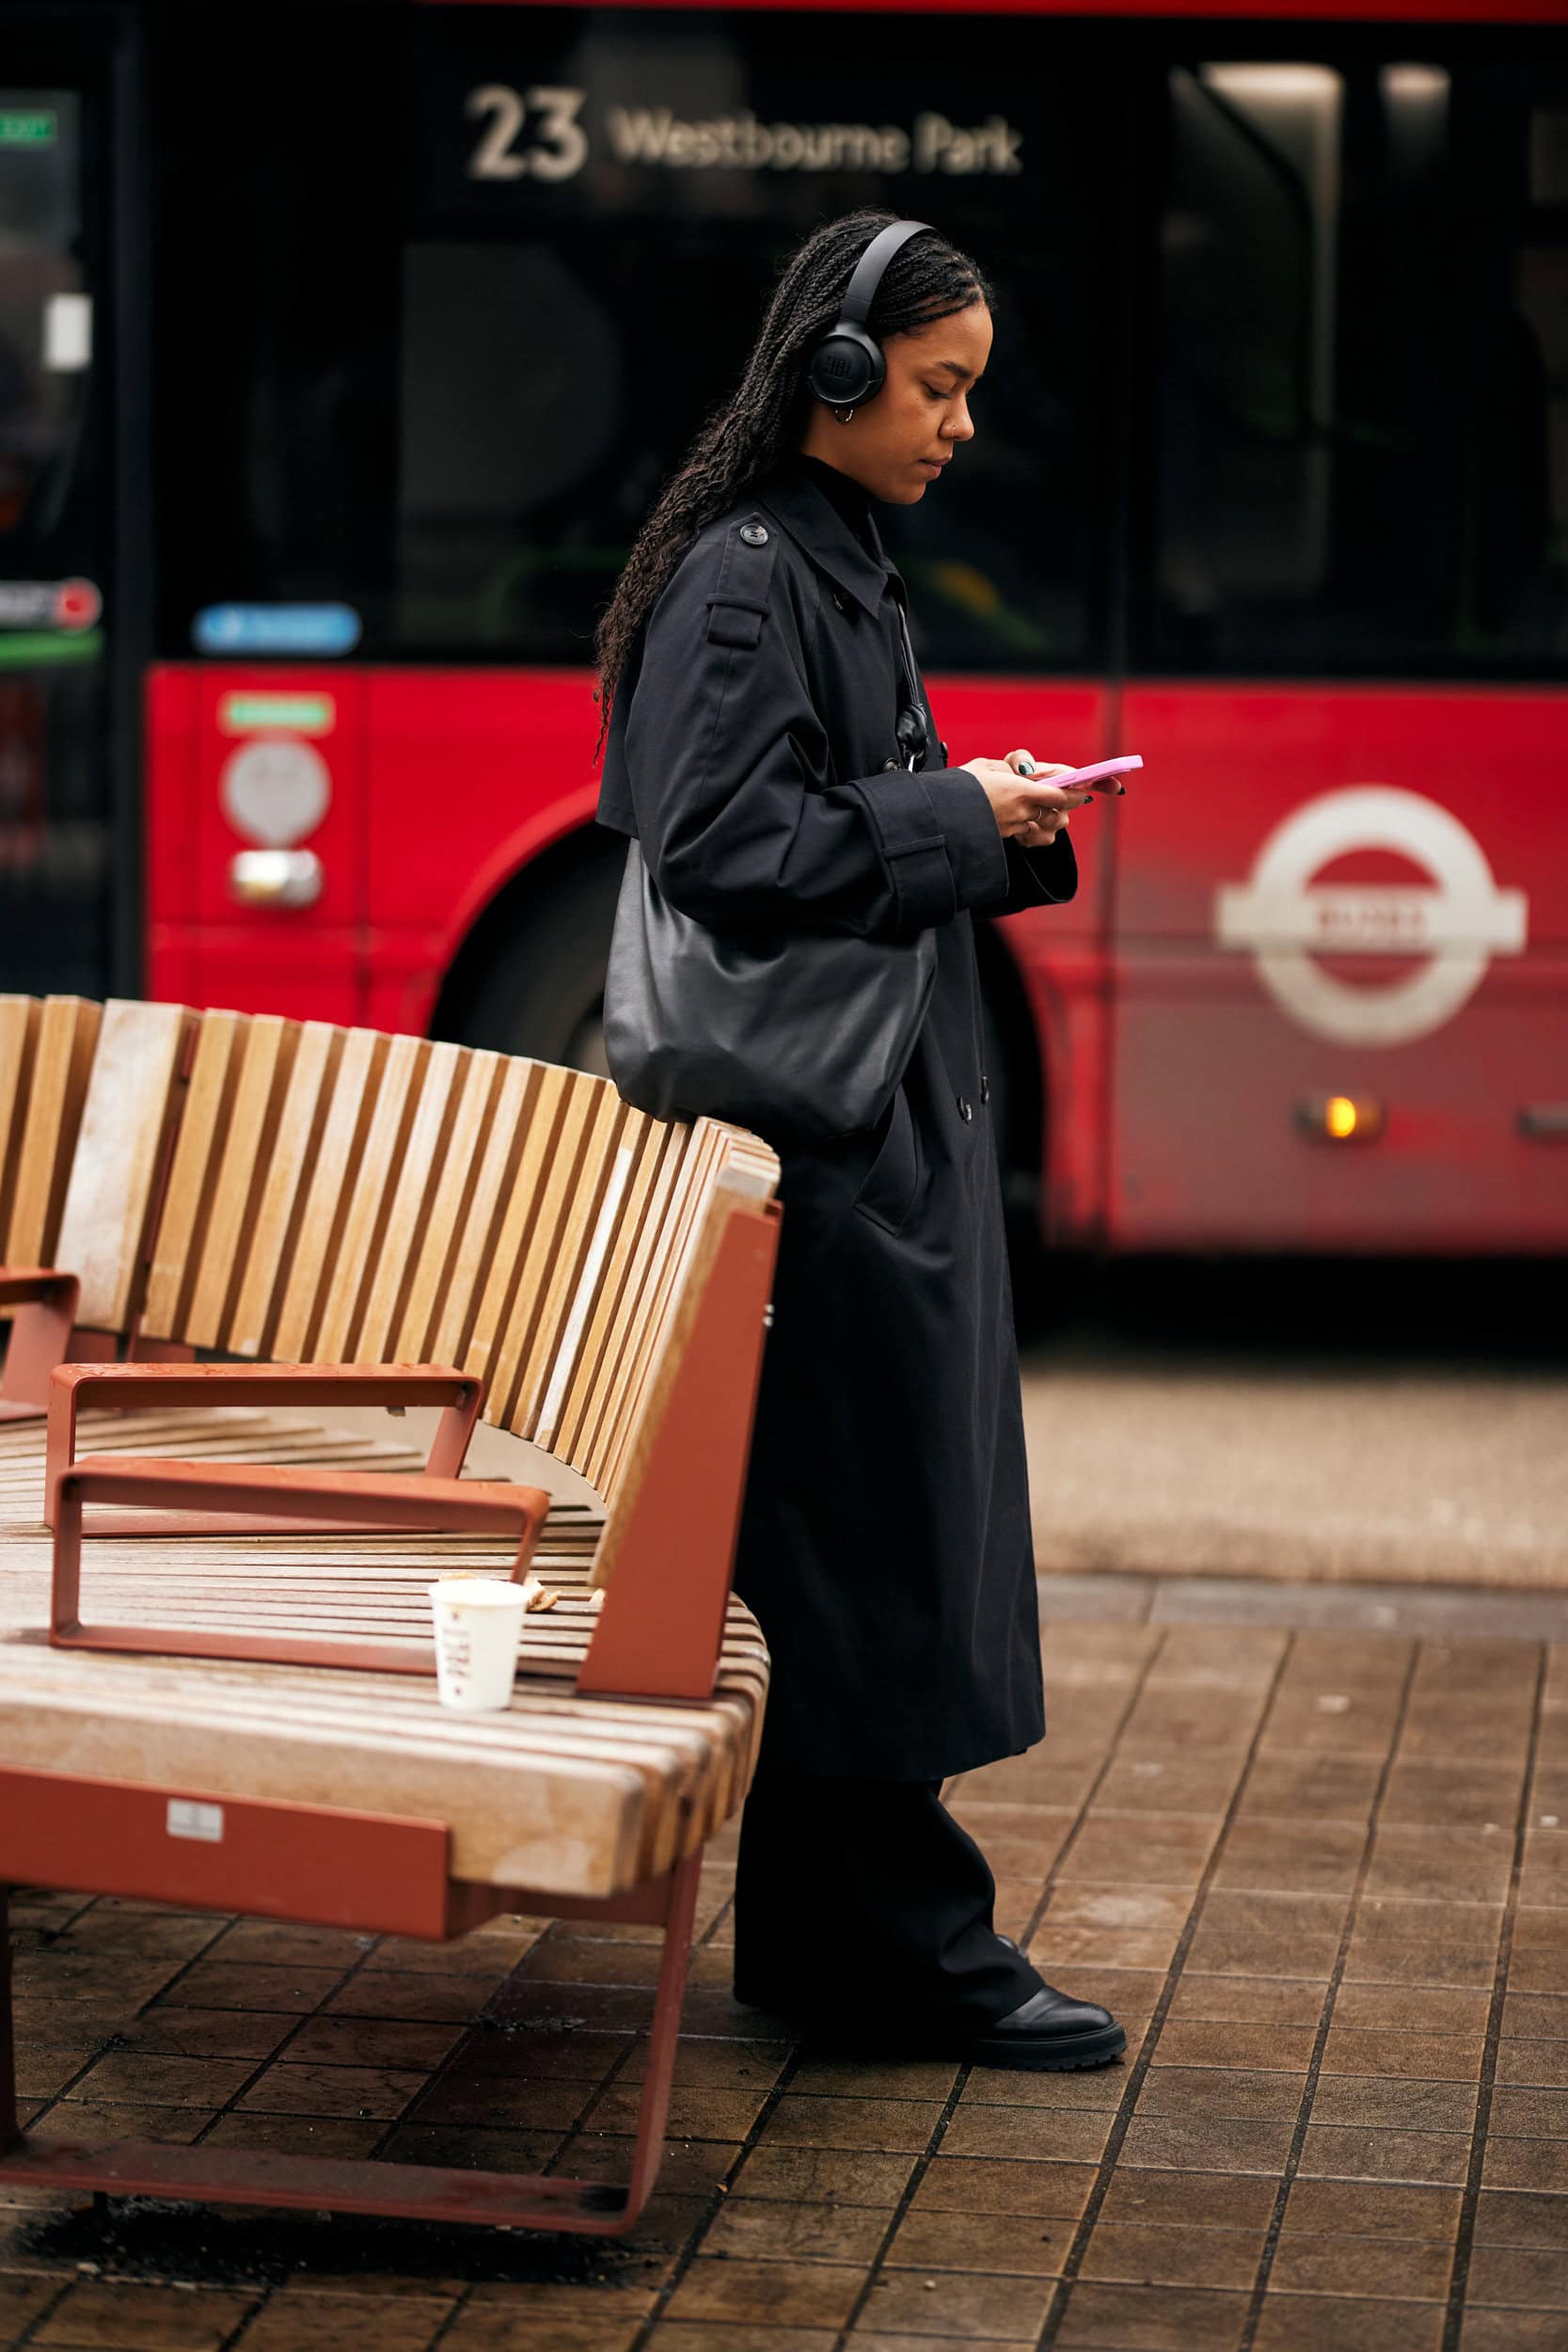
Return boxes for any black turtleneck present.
[796,452,879,560]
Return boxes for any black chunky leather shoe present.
[964,1979,1126,2071]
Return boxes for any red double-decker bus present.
[4,0,1565,1250]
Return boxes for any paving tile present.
[1098,2170,1279,2231]
[1343,1899,1505,1991]
[325,1971,503,2023]
[1031,1887,1191,1971]
[440,2305,643,2351]
[1268,2231,1453,2298]
[788,2057,958,2100]
[650,2330,839,2352]
[34,2101,210,2146]
[1052,2280,1250,2349]
[0,2273,66,2335]
[1185,1893,1348,1979]
[1334,1983,1491,2035]
[856,2268,1053,2339]
[1094,1756,1251,1815]
[113,2009,297,2060]
[1078,2221,1264,2288]
[884,2206,1070,2276]
[700,2197,891,2263]
[1365,1824,1515,1904]
[1236,1756,1384,1821]
[1149,2019,1318,2072]
[583,2085,768,2141]
[407,2074,592,2131]
[1380,1763,1526,1827]
[1483,2139,1568,2194]
[757,2095,945,2153]
[908,2157,1096,2217]
[1164,1976,1328,2028]
[1465,2247,1568,2309]
[1309,2076,1479,2132]
[1251,2295,1445,2349]
[958,2059,1127,2110]
[663,2258,865,2328]
[236,2062,426,2120]
[159,1962,346,2013]
[1136,2067,1306,2122]
[1297,2124,1473,2186]
[1498,2042,1568,2090]
[204,2112,388,2158]
[1458,2312,1568,2350]
[1117,2113,1295,2172]
[847,2339,1035,2352]
[1511,1915,1568,1996]
[282,2016,467,2070]
[729,2145,914,2204]
[1279,2179,1463,2240]
[1063,1815,1222,1888]
[1321,2029,1485,2081]
[62,2053,255,2107]
[555,2135,735,2195]
[232,2295,453,2350]
[1212,1820,1365,1896]
[1474,2190,1568,2248]
[33,2279,256,2347]
[1505,1994,1568,2041]
[939,2106,1113,2164]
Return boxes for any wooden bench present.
[0,997,780,2234]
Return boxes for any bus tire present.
[450,851,622,1076]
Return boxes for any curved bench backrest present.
[130,1008,778,1515]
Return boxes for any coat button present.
[739,522,768,547]
[980,1074,990,1104]
[958,1096,974,1122]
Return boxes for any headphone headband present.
[835,219,933,333]
[805,217,935,415]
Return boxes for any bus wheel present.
[451,854,621,1075]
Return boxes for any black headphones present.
[805,219,934,415]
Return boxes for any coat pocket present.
[851,1084,921,1236]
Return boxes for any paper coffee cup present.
[428,1574,531,1712]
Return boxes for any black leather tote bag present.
[603,840,937,1141]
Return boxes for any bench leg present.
[0,1855,705,2234]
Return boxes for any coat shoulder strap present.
[705,515,780,650]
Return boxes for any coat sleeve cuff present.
[846,765,1008,932]
[999,832,1079,911]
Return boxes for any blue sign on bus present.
[194,604,362,657]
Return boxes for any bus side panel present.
[1109,684,1568,1251]
[147,665,368,1023]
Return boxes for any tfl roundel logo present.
[1215,787,1528,1048]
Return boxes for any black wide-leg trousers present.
[733,1766,1043,2034]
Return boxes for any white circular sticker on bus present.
[1214,787,1528,1047]
[220,738,331,849]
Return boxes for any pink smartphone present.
[1017,754,1142,787]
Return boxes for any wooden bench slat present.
[2,996,102,1275]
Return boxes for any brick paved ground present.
[5,1591,1566,2352]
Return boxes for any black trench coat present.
[597,455,1077,1779]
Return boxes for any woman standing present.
[595,211,1124,2069]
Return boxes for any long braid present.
[592,209,992,758]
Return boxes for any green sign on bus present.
[0,112,56,147]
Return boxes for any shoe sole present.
[966,2021,1128,2072]
[734,1991,1128,2073]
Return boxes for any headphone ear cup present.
[806,326,885,410]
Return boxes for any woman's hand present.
[962,752,1094,850]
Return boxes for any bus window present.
[1147,52,1568,681]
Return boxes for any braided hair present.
[592,208,992,755]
